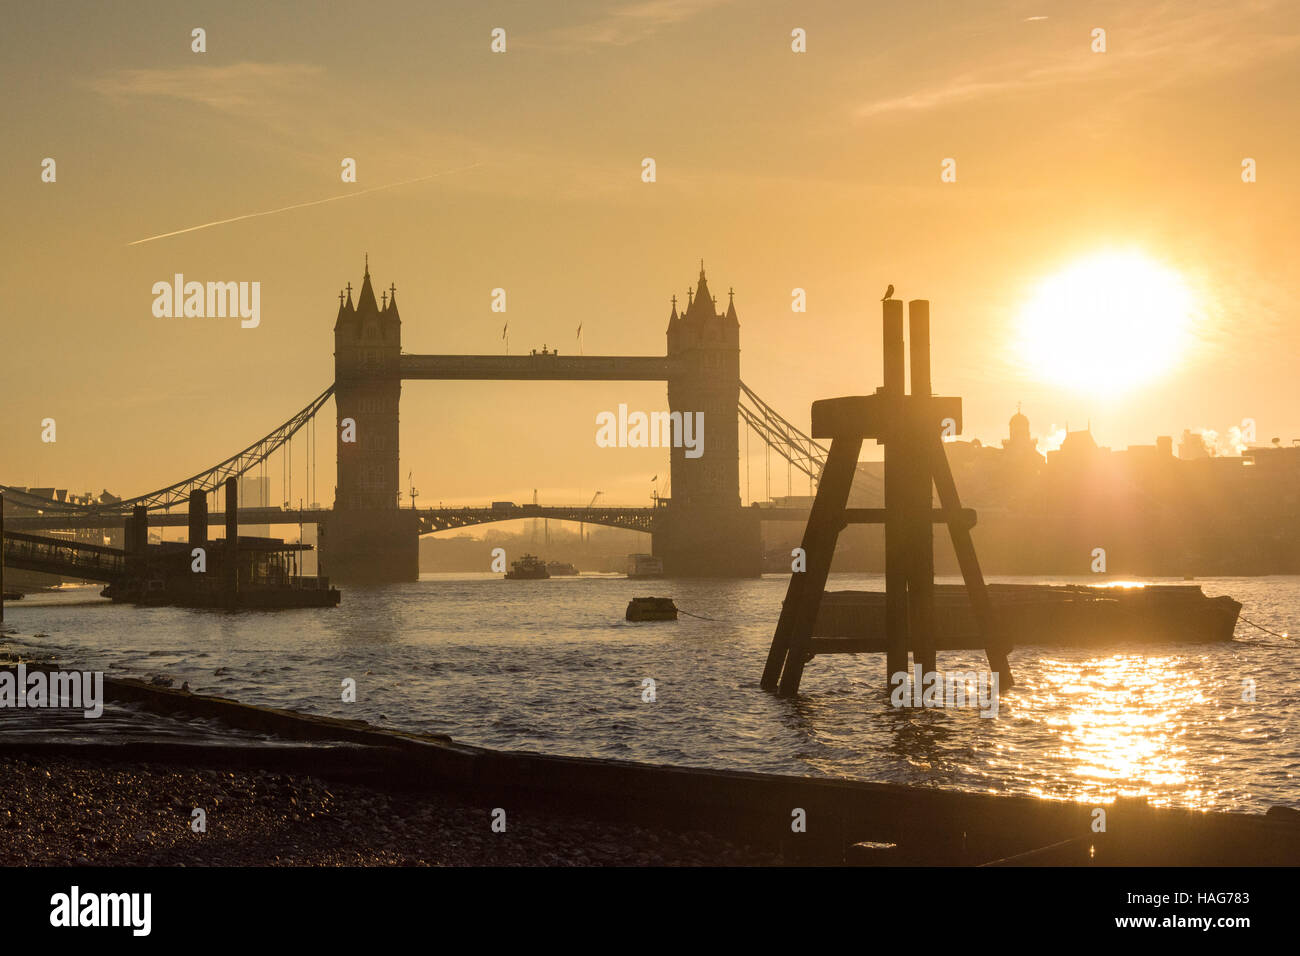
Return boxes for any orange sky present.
[2,1,1298,509]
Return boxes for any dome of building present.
[1009,403,1030,441]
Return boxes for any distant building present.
[1046,426,1105,471]
[1001,404,1041,462]
[240,475,271,537]
[818,411,1300,574]
[1178,428,1209,460]
[1243,443,1300,516]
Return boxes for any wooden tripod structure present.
[761,298,1013,697]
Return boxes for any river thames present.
[3,572,1296,813]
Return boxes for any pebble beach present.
[1,753,780,867]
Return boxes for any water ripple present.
[3,573,1298,811]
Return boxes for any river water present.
[3,573,1297,813]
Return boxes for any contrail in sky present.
[128,163,483,246]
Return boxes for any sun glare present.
[1015,251,1198,394]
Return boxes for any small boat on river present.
[626,554,664,579]
[505,554,550,580]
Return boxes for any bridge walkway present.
[2,531,125,583]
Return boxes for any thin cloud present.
[128,164,482,246]
[515,0,732,49]
[857,0,1300,120]
[92,62,323,113]
[856,71,1060,119]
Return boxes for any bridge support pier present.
[318,510,420,584]
[653,507,762,577]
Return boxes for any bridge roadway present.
[398,354,671,381]
[6,505,817,535]
[4,504,979,584]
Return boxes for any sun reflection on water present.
[9,573,1297,813]
[1029,654,1210,808]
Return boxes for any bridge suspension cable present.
[737,381,829,488]
[6,378,862,517]
[1,384,335,515]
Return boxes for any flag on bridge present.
[576,322,583,355]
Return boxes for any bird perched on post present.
[882,284,894,301]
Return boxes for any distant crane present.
[581,491,603,544]
[532,488,540,546]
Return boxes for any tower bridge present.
[2,260,832,583]
[329,260,766,580]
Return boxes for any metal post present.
[225,476,239,600]
[188,488,208,549]
[129,504,148,566]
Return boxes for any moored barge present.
[101,537,340,609]
[812,582,1241,651]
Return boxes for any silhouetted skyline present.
[3,1,1297,510]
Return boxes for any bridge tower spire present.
[327,258,418,582]
[666,293,680,339]
[660,260,758,576]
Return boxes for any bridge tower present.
[323,259,419,582]
[658,264,761,576]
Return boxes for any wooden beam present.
[763,291,1004,700]
[881,299,908,684]
[929,434,1014,689]
[907,301,936,676]
[772,435,864,697]
[810,394,961,441]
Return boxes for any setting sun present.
[5,0,1300,895]
[1016,251,1199,394]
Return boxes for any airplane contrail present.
[128,162,483,246]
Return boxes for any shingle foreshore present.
[0,754,781,866]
